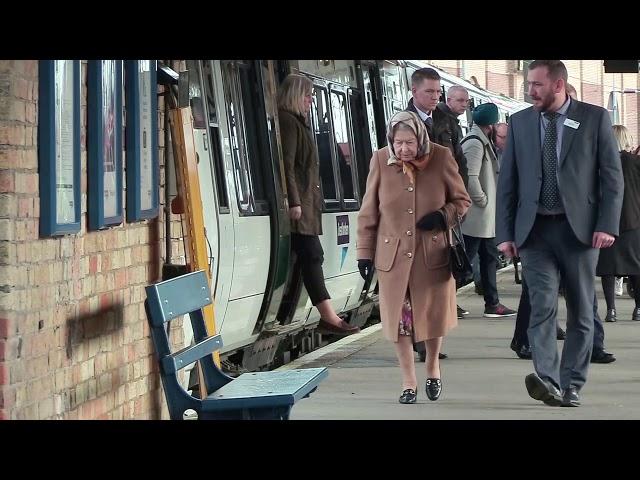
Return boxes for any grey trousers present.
[519,215,599,391]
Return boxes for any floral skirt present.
[399,292,413,336]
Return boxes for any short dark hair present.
[528,60,568,83]
[411,67,440,86]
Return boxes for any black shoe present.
[591,350,616,364]
[418,351,448,361]
[474,284,484,296]
[510,339,531,359]
[524,373,562,406]
[399,388,417,404]
[561,386,580,407]
[425,378,442,401]
[516,344,532,359]
[556,327,566,341]
[457,305,469,319]
[483,303,517,318]
[632,307,640,322]
[605,309,617,323]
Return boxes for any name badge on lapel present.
[564,118,580,129]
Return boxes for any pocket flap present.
[375,237,400,272]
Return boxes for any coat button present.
[407,208,413,214]
[406,230,412,236]
[384,238,389,243]
[406,252,413,258]
[407,186,414,192]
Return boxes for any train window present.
[381,62,406,122]
[221,61,269,216]
[201,61,230,212]
[293,60,357,88]
[330,89,358,205]
[310,85,339,208]
[185,61,206,131]
[361,68,379,154]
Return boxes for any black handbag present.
[442,210,473,282]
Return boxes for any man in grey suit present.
[496,60,623,407]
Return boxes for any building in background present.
[427,60,640,144]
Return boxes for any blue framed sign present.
[88,60,123,230]
[38,60,81,237]
[125,60,159,221]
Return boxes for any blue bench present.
[144,270,328,420]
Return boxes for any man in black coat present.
[405,67,441,141]
[432,85,470,188]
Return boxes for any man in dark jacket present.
[433,85,470,187]
[405,67,441,140]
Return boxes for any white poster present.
[54,60,76,224]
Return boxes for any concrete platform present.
[280,267,640,419]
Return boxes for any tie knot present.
[544,111,558,122]
[425,117,433,127]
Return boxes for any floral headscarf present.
[386,111,432,182]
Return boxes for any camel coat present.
[357,145,471,342]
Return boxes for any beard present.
[531,90,556,112]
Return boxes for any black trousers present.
[512,278,605,352]
[291,233,330,306]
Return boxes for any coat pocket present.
[423,232,450,270]
[375,236,400,272]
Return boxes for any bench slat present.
[202,368,328,410]
[161,334,224,374]
[146,270,212,325]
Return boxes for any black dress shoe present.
[425,378,442,401]
[510,340,532,359]
[562,386,580,407]
[556,327,566,340]
[591,350,616,364]
[524,373,562,406]
[632,307,640,322]
[399,388,417,404]
[516,344,532,359]
[605,308,617,323]
[418,351,448,362]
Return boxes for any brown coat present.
[357,145,471,342]
[279,109,323,235]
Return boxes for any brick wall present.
[0,60,186,419]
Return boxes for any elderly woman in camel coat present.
[357,111,470,403]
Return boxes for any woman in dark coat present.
[596,124,640,321]
[277,74,359,335]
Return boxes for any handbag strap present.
[440,208,461,248]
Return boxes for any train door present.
[303,75,366,325]
[183,60,235,343]
[215,60,276,352]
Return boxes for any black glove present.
[358,259,373,280]
[416,210,446,231]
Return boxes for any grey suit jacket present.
[496,99,623,248]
